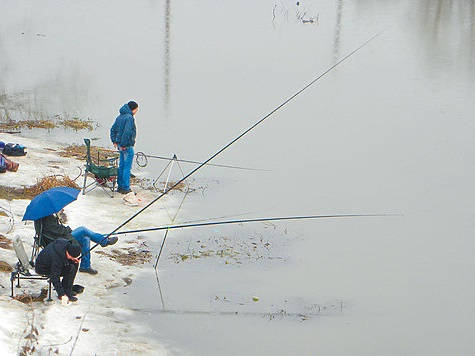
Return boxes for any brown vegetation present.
[0,175,79,200]
[13,288,49,304]
[59,144,117,165]
[0,260,13,272]
[0,117,95,131]
[0,234,12,249]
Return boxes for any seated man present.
[34,212,117,275]
[35,238,81,304]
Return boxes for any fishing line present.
[136,152,270,172]
[87,33,381,255]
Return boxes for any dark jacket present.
[35,238,77,297]
[34,215,79,248]
[110,104,137,148]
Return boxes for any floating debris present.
[97,247,152,266]
[169,233,286,265]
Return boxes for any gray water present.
[1,0,475,355]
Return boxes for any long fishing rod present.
[109,213,396,235]
[87,33,381,254]
[135,152,270,172]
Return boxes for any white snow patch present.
[0,134,178,355]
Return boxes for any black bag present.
[3,143,26,156]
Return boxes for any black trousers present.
[60,264,78,297]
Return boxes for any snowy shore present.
[0,134,172,355]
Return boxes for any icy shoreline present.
[0,134,171,355]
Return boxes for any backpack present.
[3,143,26,156]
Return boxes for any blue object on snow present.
[22,187,80,221]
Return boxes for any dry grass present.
[13,288,49,304]
[59,118,94,131]
[28,175,80,196]
[0,175,80,200]
[0,120,55,130]
[0,234,12,249]
[0,117,95,131]
[59,144,117,165]
[0,260,13,272]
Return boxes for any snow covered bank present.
[0,134,177,355]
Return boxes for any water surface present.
[1,0,475,355]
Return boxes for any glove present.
[61,295,69,306]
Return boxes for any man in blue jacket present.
[110,101,138,194]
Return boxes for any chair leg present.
[10,273,15,298]
[112,179,116,198]
[47,280,52,302]
[16,273,20,288]
[82,169,88,195]
[30,240,38,267]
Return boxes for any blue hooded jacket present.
[110,104,137,147]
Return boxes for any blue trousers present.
[118,146,134,191]
[71,226,106,270]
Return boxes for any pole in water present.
[87,33,381,255]
[153,155,191,269]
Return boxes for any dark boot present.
[106,236,118,246]
[79,267,98,275]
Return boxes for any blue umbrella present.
[22,187,81,221]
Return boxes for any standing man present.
[110,101,139,194]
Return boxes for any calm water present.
[1,0,475,355]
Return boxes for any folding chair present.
[30,218,55,266]
[11,236,52,301]
[82,139,118,198]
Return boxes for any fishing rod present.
[87,33,381,254]
[109,213,396,236]
[135,151,270,172]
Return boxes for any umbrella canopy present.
[22,187,80,221]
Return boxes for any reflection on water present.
[0,0,473,131]
[412,0,475,74]
[143,269,344,321]
[163,0,172,118]
[333,0,344,63]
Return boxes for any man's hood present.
[119,104,132,115]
